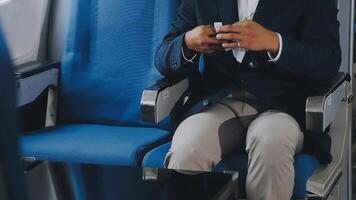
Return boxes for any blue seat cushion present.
[142,142,320,199]
[20,124,170,166]
[143,142,171,168]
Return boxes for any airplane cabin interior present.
[0,0,355,199]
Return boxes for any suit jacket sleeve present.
[272,0,341,83]
[155,0,200,78]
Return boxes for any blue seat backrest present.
[59,0,177,128]
[0,30,27,200]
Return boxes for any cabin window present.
[0,0,50,67]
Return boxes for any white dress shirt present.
[234,0,282,63]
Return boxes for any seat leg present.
[212,172,239,200]
[48,163,76,200]
[142,167,175,183]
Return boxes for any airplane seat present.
[142,70,350,199]
[0,30,27,200]
[141,0,352,198]
[19,0,178,166]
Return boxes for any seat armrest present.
[305,72,351,133]
[15,62,60,107]
[141,77,189,123]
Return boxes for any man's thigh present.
[166,99,259,166]
[246,110,304,155]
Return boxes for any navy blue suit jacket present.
[155,0,341,130]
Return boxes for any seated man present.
[155,0,341,199]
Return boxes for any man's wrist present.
[182,47,198,63]
[267,33,283,62]
[183,33,197,59]
[182,45,197,59]
[266,32,280,56]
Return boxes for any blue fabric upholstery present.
[67,164,162,200]
[59,0,176,129]
[21,124,170,166]
[292,155,319,198]
[142,142,320,199]
[143,142,171,167]
[0,31,27,200]
[20,0,177,167]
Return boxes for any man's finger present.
[204,25,218,36]
[209,44,225,51]
[234,19,253,27]
[198,45,218,54]
[202,36,223,45]
[217,25,244,33]
[216,33,244,41]
[222,42,240,49]
[203,49,216,54]
[222,41,248,49]
[198,45,212,52]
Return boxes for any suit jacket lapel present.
[216,0,238,25]
[253,0,281,28]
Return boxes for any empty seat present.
[21,125,170,166]
[20,0,177,167]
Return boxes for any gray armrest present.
[141,78,189,123]
[305,72,351,133]
[15,62,59,107]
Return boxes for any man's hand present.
[184,25,223,54]
[216,20,279,56]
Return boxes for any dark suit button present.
[172,63,178,69]
[249,62,255,68]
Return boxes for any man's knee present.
[166,105,234,171]
[165,142,214,172]
[167,145,200,165]
[246,112,302,166]
[165,116,215,170]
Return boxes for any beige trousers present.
[164,98,304,200]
